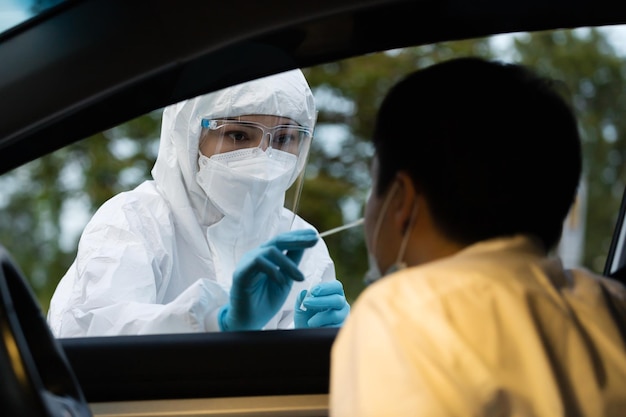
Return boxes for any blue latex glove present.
[218,229,318,331]
[295,280,350,328]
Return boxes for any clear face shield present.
[196,114,314,232]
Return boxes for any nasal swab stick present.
[300,217,365,311]
[318,217,364,238]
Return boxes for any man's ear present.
[393,172,418,232]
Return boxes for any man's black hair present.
[372,56,582,250]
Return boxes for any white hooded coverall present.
[47,69,336,337]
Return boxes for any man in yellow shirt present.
[330,57,626,416]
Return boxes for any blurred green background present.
[2,27,626,310]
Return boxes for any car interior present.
[2,0,626,416]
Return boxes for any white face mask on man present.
[196,147,298,221]
[364,181,417,284]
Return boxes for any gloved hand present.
[295,280,350,328]
[218,229,318,331]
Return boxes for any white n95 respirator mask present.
[196,147,298,221]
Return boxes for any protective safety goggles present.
[200,119,312,156]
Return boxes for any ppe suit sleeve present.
[47,190,228,337]
[51,273,227,337]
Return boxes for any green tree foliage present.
[513,28,626,272]
[1,29,624,309]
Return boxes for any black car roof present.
[2,0,626,174]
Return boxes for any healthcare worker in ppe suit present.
[47,69,350,337]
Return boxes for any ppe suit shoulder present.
[85,181,175,234]
[47,180,225,336]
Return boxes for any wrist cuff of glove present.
[217,305,230,331]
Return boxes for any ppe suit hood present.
[151,69,316,229]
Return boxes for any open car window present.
[3,24,626,336]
